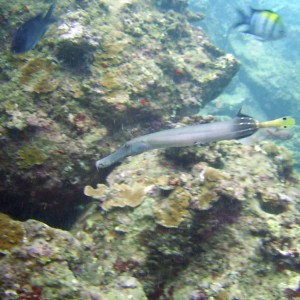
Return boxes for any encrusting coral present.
[84,182,152,211]
[84,184,107,200]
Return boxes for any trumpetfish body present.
[96,112,295,169]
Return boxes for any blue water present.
[189,0,300,171]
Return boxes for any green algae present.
[19,58,55,84]
[262,142,281,157]
[101,70,123,91]
[154,186,190,228]
[17,145,49,169]
[3,101,16,114]
[0,213,24,251]
[262,142,295,180]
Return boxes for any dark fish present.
[11,1,56,54]
[234,8,285,41]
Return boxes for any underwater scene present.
[0,0,300,299]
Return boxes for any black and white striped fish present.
[234,8,285,41]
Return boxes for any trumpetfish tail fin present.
[259,117,295,129]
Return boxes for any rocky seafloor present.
[1,141,300,299]
[1,0,300,299]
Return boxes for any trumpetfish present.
[96,111,295,169]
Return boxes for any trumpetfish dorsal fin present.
[236,108,255,119]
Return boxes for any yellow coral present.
[102,90,130,104]
[101,71,122,91]
[19,58,54,84]
[197,190,218,210]
[84,182,150,211]
[204,167,226,182]
[24,78,59,94]
[193,166,227,210]
[84,184,108,200]
[102,183,147,211]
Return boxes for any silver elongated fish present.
[95,112,295,169]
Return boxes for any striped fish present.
[234,8,285,41]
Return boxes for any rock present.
[0,0,239,227]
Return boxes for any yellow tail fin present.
[259,117,295,129]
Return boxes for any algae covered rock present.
[79,139,300,299]
[0,213,147,299]
[0,213,24,252]
[0,0,239,227]
[0,215,82,299]
[1,141,300,299]
[154,186,190,228]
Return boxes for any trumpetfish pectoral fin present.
[259,117,295,129]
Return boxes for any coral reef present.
[1,0,299,299]
[78,140,300,299]
[0,215,82,299]
[1,139,300,299]
[0,0,239,226]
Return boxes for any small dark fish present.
[11,1,57,54]
[234,8,285,41]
